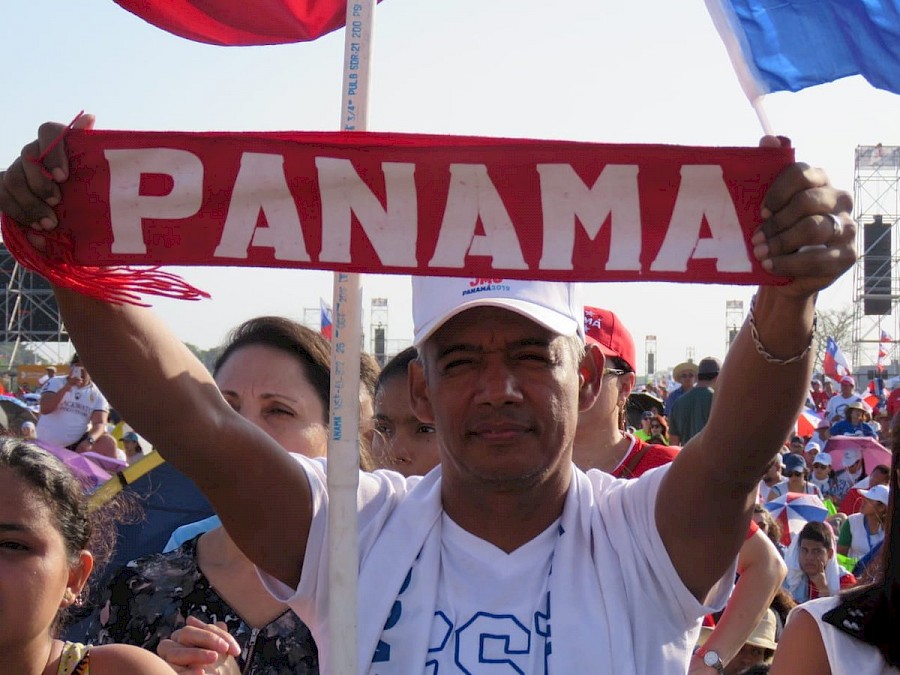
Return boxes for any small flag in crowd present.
[705,0,900,100]
[823,336,852,383]
[877,329,892,373]
[320,299,333,340]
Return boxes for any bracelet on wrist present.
[747,293,817,366]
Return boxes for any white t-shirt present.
[791,596,900,674]
[844,512,884,560]
[825,393,863,422]
[261,458,734,675]
[35,376,109,447]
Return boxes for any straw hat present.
[673,361,697,379]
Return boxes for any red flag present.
[113,0,383,46]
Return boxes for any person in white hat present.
[0,120,858,673]
[697,608,779,675]
[808,451,838,501]
[836,483,888,560]
[834,447,866,503]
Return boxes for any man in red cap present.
[574,306,677,477]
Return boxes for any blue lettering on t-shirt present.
[456,613,531,674]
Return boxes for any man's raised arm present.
[0,118,313,589]
[658,147,857,602]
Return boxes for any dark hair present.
[797,521,833,550]
[359,351,381,404]
[872,464,891,478]
[648,413,668,437]
[214,317,332,423]
[0,438,122,632]
[1,438,91,561]
[752,503,783,549]
[375,347,418,396]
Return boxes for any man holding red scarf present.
[0,119,856,673]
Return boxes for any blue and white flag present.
[705,0,900,99]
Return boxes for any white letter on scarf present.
[428,164,526,269]
[214,153,310,261]
[650,165,752,272]
[537,164,642,271]
[317,158,418,266]
[105,148,204,254]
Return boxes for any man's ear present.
[409,358,435,424]
[578,344,605,411]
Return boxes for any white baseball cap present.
[412,276,584,347]
[859,484,889,506]
[812,452,832,466]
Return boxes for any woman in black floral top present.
[96,534,317,674]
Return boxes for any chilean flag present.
[823,336,852,384]
[320,298,333,341]
[705,0,900,100]
[877,329,892,373]
[112,0,384,46]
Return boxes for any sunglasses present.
[603,368,627,377]
[813,463,829,469]
[641,412,655,420]
[650,423,663,430]
[790,471,805,477]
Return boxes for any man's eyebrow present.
[434,343,481,360]
[0,522,32,533]
[435,337,553,360]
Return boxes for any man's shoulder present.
[41,375,67,394]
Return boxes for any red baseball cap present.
[583,306,636,372]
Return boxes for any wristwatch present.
[693,646,725,673]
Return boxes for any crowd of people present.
[0,116,897,675]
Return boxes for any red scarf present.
[1,128,793,305]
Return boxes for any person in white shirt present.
[824,375,863,423]
[0,120,856,674]
[36,355,117,457]
[36,365,56,390]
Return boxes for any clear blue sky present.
[2,0,898,371]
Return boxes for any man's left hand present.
[751,138,856,298]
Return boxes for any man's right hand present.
[0,115,95,250]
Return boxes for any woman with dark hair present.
[752,504,785,558]
[96,317,379,673]
[0,438,170,673]
[647,413,670,446]
[771,413,900,674]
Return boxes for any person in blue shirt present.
[829,400,876,438]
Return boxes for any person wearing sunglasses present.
[634,409,657,442]
[767,453,822,502]
[664,362,697,416]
